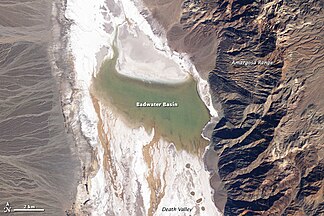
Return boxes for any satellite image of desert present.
[0,0,323,215]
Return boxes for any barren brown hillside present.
[142,0,324,215]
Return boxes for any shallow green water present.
[93,45,210,152]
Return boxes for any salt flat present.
[65,0,220,215]
[116,24,189,83]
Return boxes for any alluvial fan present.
[0,0,79,215]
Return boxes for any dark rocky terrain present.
[143,0,323,215]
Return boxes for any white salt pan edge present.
[117,0,218,118]
[98,101,222,216]
[65,0,111,214]
[66,0,220,215]
[115,24,190,84]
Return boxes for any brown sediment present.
[91,93,123,200]
[142,133,167,216]
[196,198,203,203]
[92,86,176,214]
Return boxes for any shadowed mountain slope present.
[142,0,323,215]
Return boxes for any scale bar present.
[13,209,45,212]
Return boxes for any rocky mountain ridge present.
[142,0,323,215]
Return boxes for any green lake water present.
[93,45,210,153]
